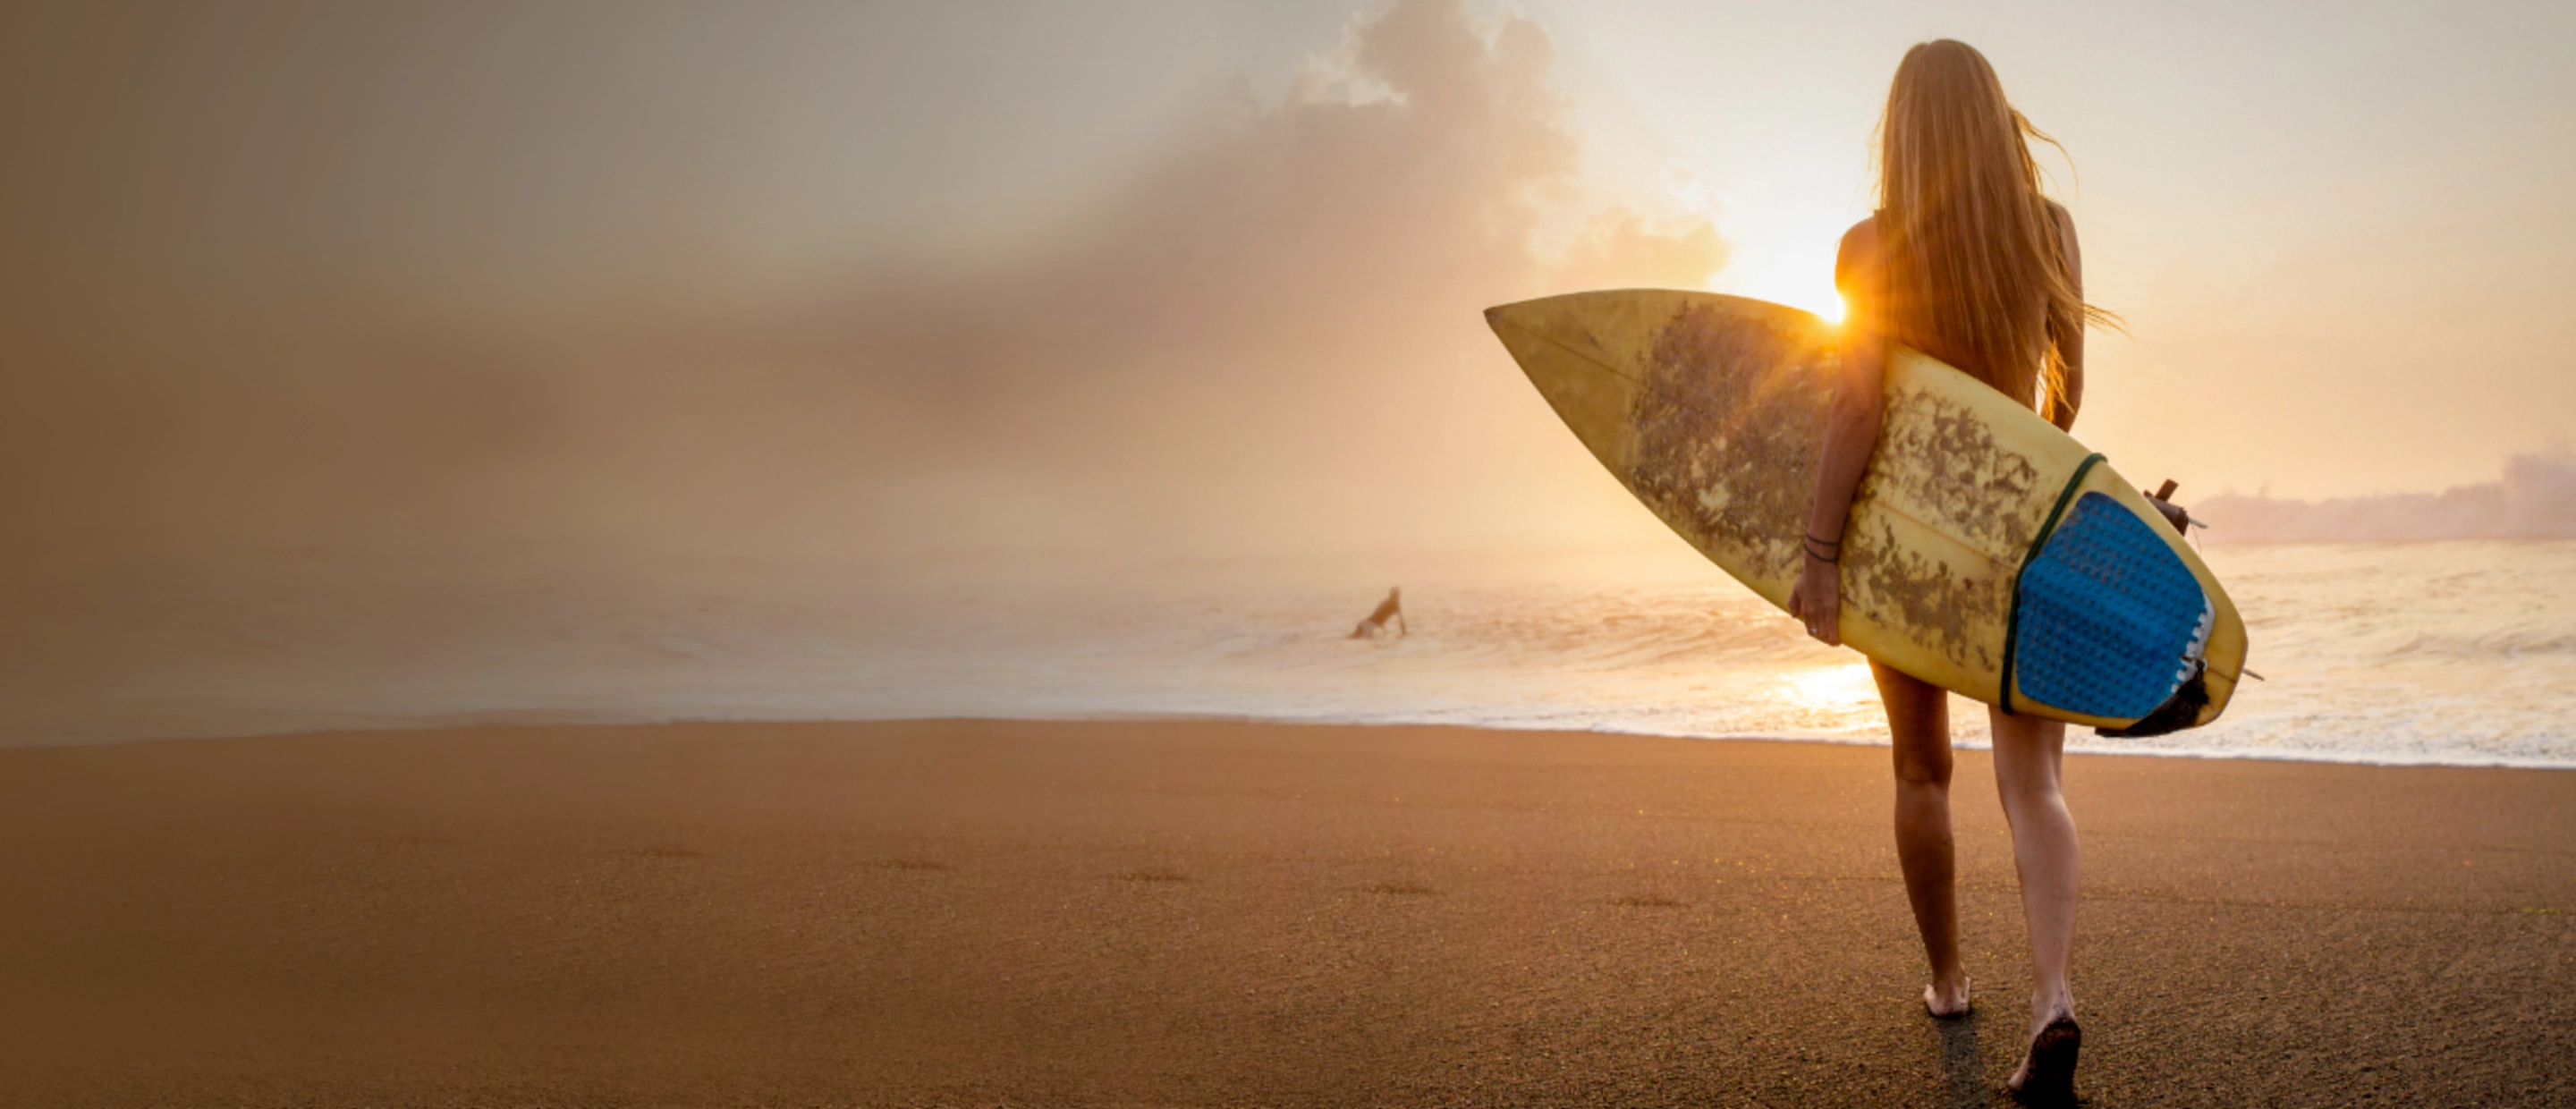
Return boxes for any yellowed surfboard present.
[1486,289,2247,733]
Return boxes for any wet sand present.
[1,718,2569,1106]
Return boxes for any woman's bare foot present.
[1921,975,1971,1018]
[2004,1003,2080,1103]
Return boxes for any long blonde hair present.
[1873,40,2112,422]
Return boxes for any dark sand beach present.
[1,718,2569,1106]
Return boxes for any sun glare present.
[1708,269,1845,323]
[1701,210,1855,326]
[1784,662,1877,710]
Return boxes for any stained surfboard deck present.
[1485,289,2247,733]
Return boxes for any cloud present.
[1,0,1727,590]
[821,0,1726,553]
[840,0,1699,395]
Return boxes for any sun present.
[1701,212,1853,326]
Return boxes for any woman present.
[1786,39,2113,1103]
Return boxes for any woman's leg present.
[1989,706,2080,1090]
[1874,660,1968,1014]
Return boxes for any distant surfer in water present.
[1787,40,2114,1104]
[1350,588,1407,639]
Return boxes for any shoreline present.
[14,709,2576,773]
[3,716,2570,1105]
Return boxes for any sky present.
[4,0,2573,591]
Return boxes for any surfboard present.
[1485,289,2248,736]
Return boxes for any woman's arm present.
[1788,220,1888,648]
[2048,201,2084,433]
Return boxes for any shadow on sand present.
[1937,1009,1986,1107]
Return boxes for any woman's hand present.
[1787,554,1843,648]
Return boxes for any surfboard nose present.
[1482,296,1597,361]
[1482,298,1574,346]
[1483,294,1642,474]
[1484,292,1649,368]
[1483,301,1555,353]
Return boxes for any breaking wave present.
[11,538,2574,769]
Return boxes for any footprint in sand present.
[1368,881,1436,895]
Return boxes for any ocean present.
[13,538,2576,768]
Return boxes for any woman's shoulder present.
[2042,198,2075,236]
[1838,215,1883,270]
[1843,213,1883,250]
[2040,199,2080,275]
[1835,216,1884,295]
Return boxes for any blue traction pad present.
[2012,492,2214,720]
